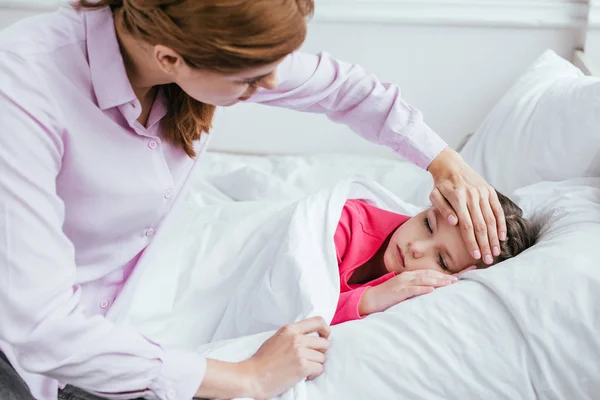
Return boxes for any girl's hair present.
[482,191,542,268]
[77,0,314,157]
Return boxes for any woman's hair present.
[77,0,314,157]
[483,190,542,268]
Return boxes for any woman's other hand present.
[241,316,330,399]
[197,317,330,399]
[359,270,457,316]
[427,147,507,265]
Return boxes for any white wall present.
[586,0,600,70]
[0,0,590,158]
[0,0,60,27]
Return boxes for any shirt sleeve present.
[331,287,370,325]
[250,51,448,169]
[333,201,353,263]
[332,200,372,326]
[0,51,204,400]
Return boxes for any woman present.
[0,0,506,399]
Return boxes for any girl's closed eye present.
[424,216,449,271]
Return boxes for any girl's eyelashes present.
[438,254,449,271]
[424,216,432,233]
[424,216,449,271]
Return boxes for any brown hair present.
[481,191,541,268]
[77,0,314,157]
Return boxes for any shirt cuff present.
[385,120,448,170]
[149,348,206,400]
[348,286,371,321]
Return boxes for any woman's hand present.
[427,147,507,265]
[240,316,331,399]
[359,270,457,316]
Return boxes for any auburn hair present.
[77,0,314,157]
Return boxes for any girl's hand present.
[427,147,507,265]
[359,270,457,316]
[241,316,331,399]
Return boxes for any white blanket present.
[108,177,420,366]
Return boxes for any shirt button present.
[145,228,156,237]
[164,189,173,199]
[166,389,176,400]
[99,300,109,309]
[148,140,158,149]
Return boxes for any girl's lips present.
[396,245,405,269]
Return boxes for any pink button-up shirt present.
[0,5,446,400]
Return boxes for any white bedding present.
[106,151,600,400]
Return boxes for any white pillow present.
[460,50,600,195]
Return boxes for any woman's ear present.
[154,44,185,76]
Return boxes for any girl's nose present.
[408,240,429,259]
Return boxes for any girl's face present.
[173,59,282,107]
[383,207,478,276]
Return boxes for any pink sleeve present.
[331,286,370,325]
[250,51,448,169]
[0,52,204,400]
[334,201,353,263]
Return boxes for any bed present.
[102,50,600,400]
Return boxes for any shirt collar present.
[85,7,136,110]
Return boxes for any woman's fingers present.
[489,188,507,242]
[304,348,326,364]
[303,349,327,381]
[429,188,457,225]
[466,188,493,263]
[287,316,331,339]
[479,190,501,259]
[303,335,330,353]
[428,149,508,263]
[437,182,482,260]
[305,361,325,381]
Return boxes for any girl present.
[332,192,538,325]
[0,1,507,399]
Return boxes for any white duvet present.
[108,154,600,400]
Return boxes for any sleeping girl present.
[332,191,540,325]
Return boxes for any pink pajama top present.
[332,200,410,325]
[0,5,446,400]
